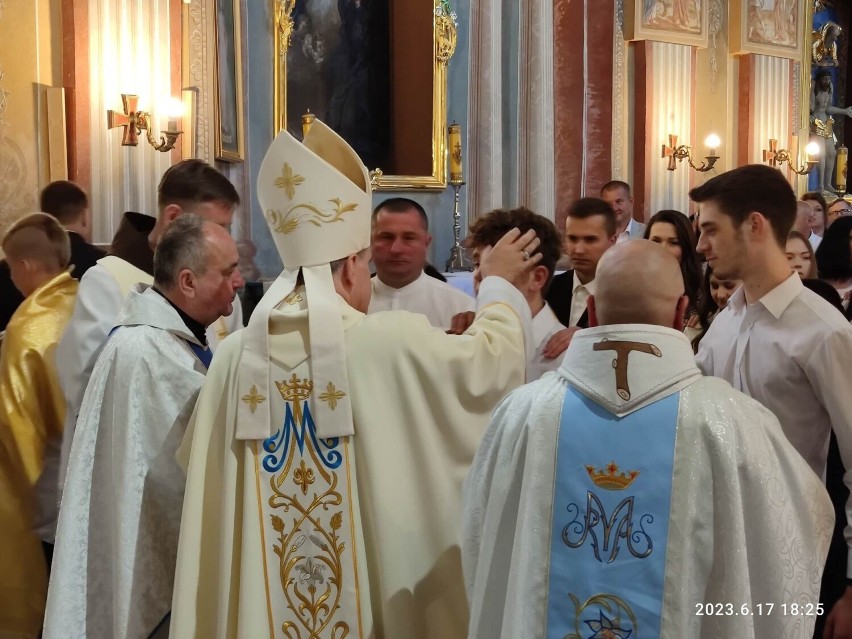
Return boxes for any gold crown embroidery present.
[585,461,640,491]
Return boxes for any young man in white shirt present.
[465,207,566,380]
[368,197,474,329]
[693,163,852,638]
[601,180,646,242]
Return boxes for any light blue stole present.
[545,386,679,638]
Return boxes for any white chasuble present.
[463,325,835,639]
[171,277,530,638]
[44,287,212,639]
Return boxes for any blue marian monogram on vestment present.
[262,399,342,473]
[562,493,654,563]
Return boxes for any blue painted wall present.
[243,1,471,277]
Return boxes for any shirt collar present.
[572,271,596,294]
[372,270,425,295]
[152,286,208,346]
[728,272,801,319]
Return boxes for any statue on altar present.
[812,21,842,67]
[810,69,852,193]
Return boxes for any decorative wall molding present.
[708,0,723,93]
[187,0,211,162]
[612,0,627,179]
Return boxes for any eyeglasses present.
[828,207,852,217]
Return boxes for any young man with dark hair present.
[693,164,852,637]
[369,196,474,329]
[601,180,645,241]
[0,181,105,331]
[466,207,566,380]
[55,160,244,505]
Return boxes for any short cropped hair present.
[157,159,240,211]
[468,207,562,290]
[2,213,71,270]
[371,197,429,231]
[153,214,211,289]
[601,180,631,196]
[816,215,852,280]
[688,164,795,246]
[39,181,88,225]
[566,197,617,237]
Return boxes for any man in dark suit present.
[542,197,616,358]
[0,181,105,331]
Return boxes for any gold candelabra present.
[661,134,719,172]
[763,138,818,175]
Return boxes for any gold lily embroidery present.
[319,382,346,410]
[274,162,305,199]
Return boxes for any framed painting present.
[729,0,805,59]
[214,0,245,161]
[273,0,457,190]
[623,0,710,48]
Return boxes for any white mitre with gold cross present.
[236,119,371,440]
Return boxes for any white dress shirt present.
[809,231,823,251]
[696,273,852,575]
[369,271,475,329]
[526,302,568,381]
[569,272,595,328]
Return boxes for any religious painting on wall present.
[281,0,391,171]
[623,0,710,48]
[214,0,245,161]
[729,0,805,59]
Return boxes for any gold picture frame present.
[273,0,456,191]
[623,0,710,48]
[214,0,245,162]
[729,0,805,59]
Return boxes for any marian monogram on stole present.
[545,384,680,639]
[254,373,363,638]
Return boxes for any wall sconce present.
[661,134,720,172]
[107,94,182,153]
[762,139,819,175]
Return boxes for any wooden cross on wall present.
[763,139,779,166]
[661,134,679,171]
[107,94,141,146]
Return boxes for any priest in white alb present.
[54,160,243,504]
[368,197,474,328]
[463,240,834,639]
[43,215,243,639]
[170,120,539,638]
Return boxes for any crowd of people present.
[1,121,852,639]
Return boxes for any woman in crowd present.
[644,210,702,322]
[816,215,852,313]
[803,191,827,247]
[691,266,740,351]
[786,230,817,279]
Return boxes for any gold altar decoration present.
[273,0,457,191]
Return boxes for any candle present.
[836,145,848,191]
[704,133,721,157]
[449,122,463,183]
[302,110,315,139]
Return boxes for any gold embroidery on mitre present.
[585,461,640,491]
[242,385,267,413]
[284,291,303,305]
[267,197,359,235]
[274,162,305,199]
[592,339,662,401]
[319,381,346,410]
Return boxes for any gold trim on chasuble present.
[253,374,363,637]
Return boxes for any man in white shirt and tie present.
[693,164,852,639]
[601,180,646,243]
[368,197,474,328]
[542,198,617,359]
